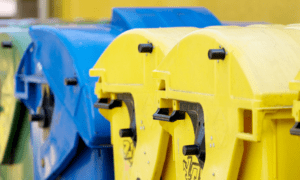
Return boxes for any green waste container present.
[0,27,33,180]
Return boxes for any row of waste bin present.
[1,7,300,180]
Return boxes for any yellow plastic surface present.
[51,0,300,24]
[90,27,198,180]
[288,24,300,123]
[152,25,300,179]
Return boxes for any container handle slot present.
[94,98,122,109]
[290,122,300,136]
[153,108,185,122]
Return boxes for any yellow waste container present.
[90,27,198,180]
[152,24,300,180]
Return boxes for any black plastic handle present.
[119,128,134,138]
[182,145,200,155]
[290,122,300,136]
[208,48,226,60]
[64,77,78,86]
[94,98,122,109]
[138,43,153,53]
[1,41,13,48]
[182,144,206,161]
[31,114,45,121]
[153,108,185,122]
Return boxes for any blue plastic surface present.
[15,7,221,180]
[57,142,114,180]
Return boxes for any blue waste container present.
[14,7,221,180]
